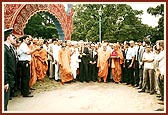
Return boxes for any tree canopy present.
[24,11,58,39]
[71,4,154,43]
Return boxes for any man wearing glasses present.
[4,28,17,111]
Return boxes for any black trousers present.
[89,63,98,82]
[4,87,10,111]
[125,60,134,85]
[15,61,22,90]
[121,66,127,83]
[79,62,89,82]
[107,58,112,82]
[47,60,50,76]
[20,61,30,96]
[138,67,143,88]
[134,60,139,86]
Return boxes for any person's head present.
[20,34,30,44]
[66,40,71,47]
[38,39,44,46]
[48,39,53,44]
[102,43,107,51]
[129,40,134,47]
[33,38,38,45]
[62,42,66,50]
[134,42,138,47]
[44,40,48,46]
[90,43,95,50]
[156,40,164,51]
[28,35,33,42]
[124,41,130,49]
[4,28,16,45]
[137,39,143,46]
[143,39,151,47]
[108,43,113,49]
[14,39,21,47]
[113,43,120,51]
[145,45,151,53]
[58,40,62,46]
[153,45,160,54]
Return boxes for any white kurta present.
[53,44,61,80]
[70,47,79,79]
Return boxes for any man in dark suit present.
[89,44,98,82]
[79,42,90,82]
[4,28,17,111]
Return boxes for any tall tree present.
[147,4,164,43]
[72,4,152,43]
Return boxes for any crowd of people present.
[4,28,165,111]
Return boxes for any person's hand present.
[36,47,41,51]
[139,62,143,66]
[60,64,63,68]
[4,84,9,92]
[93,61,96,64]
[123,64,125,67]
[159,75,164,80]
[128,64,133,68]
[55,60,58,64]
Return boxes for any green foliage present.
[71,4,160,43]
[24,12,58,39]
[147,4,164,43]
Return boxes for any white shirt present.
[134,45,139,60]
[126,47,135,60]
[143,51,154,69]
[18,42,31,61]
[53,44,61,62]
[155,50,165,76]
[43,44,48,51]
[70,47,79,68]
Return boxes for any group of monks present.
[11,37,124,88]
[16,37,124,88]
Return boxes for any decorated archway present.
[4,4,74,40]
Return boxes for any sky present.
[126,2,163,27]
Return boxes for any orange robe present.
[58,48,73,83]
[35,48,48,81]
[97,49,110,82]
[111,48,124,83]
[29,44,38,87]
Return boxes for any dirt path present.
[7,78,165,113]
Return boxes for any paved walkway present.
[7,81,165,113]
